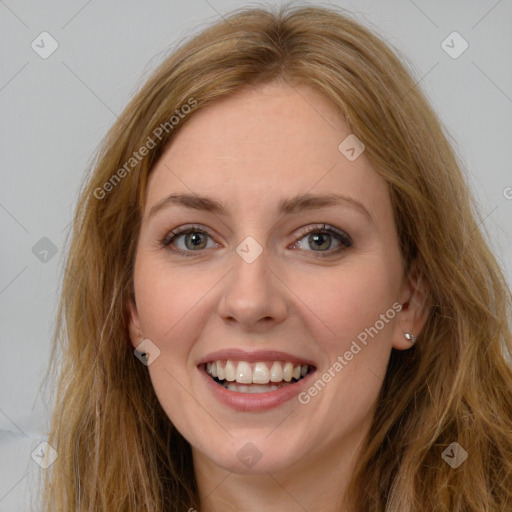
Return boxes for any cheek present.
[292,263,398,419]
[293,257,399,355]
[133,257,207,427]
[133,255,209,343]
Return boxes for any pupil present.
[187,232,205,249]
[311,233,330,250]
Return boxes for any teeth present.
[205,360,310,386]
[216,360,225,380]
[236,361,253,384]
[231,384,250,393]
[253,362,270,384]
[226,382,280,393]
[270,361,283,382]
[283,362,294,382]
[224,360,236,381]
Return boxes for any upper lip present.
[197,349,317,368]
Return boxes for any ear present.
[126,298,144,350]
[392,259,430,350]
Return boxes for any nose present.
[217,244,288,332]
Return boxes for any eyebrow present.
[148,192,374,223]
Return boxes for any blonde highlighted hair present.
[40,3,512,511]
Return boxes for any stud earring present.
[404,333,416,345]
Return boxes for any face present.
[128,80,426,476]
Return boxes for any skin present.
[127,80,429,512]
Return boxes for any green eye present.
[161,223,352,258]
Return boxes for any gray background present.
[1,0,511,509]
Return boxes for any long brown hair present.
[40,3,512,510]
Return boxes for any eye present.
[161,225,218,257]
[161,223,352,258]
[290,224,352,257]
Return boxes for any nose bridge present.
[218,236,287,327]
[230,238,272,308]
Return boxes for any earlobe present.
[126,299,143,349]
[392,260,430,350]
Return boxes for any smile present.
[205,360,312,393]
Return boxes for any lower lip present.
[199,366,315,412]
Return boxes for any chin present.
[197,431,307,475]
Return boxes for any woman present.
[40,3,512,511]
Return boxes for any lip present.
[197,349,317,412]
[199,367,316,412]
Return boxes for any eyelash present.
[160,223,353,258]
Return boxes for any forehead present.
[144,81,388,220]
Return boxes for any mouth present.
[202,360,315,394]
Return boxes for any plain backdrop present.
[1,0,511,509]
